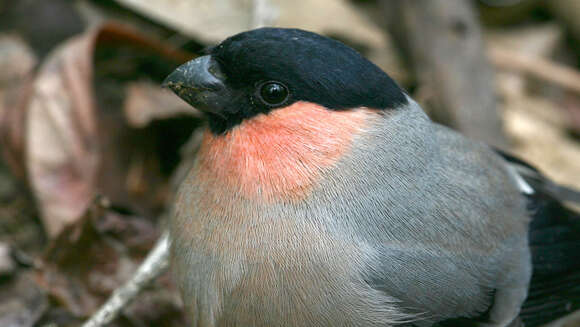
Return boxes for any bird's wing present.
[497,152,580,327]
[349,121,537,326]
[366,245,498,324]
[496,150,580,205]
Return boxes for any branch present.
[489,46,580,95]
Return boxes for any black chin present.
[206,114,235,135]
[205,106,270,135]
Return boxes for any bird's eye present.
[258,81,289,106]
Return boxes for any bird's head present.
[163,27,408,135]
[164,28,411,200]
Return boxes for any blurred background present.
[0,0,579,326]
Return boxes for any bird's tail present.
[520,186,580,326]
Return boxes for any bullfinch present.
[163,28,580,327]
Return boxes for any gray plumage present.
[170,99,531,327]
[163,27,547,327]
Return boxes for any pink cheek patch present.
[196,102,378,202]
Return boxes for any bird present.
[163,27,580,327]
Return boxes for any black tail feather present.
[520,190,580,327]
[494,151,580,326]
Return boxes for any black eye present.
[258,81,289,106]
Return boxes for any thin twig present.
[81,231,171,327]
[489,46,580,95]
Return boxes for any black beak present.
[163,55,229,114]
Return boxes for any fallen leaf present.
[113,0,255,43]
[111,0,404,76]
[21,23,195,238]
[26,27,100,238]
[0,34,37,179]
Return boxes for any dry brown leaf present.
[113,0,384,45]
[21,23,194,238]
[26,26,100,238]
[0,34,37,179]
[113,0,255,43]
[111,0,404,76]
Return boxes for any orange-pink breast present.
[196,102,378,202]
